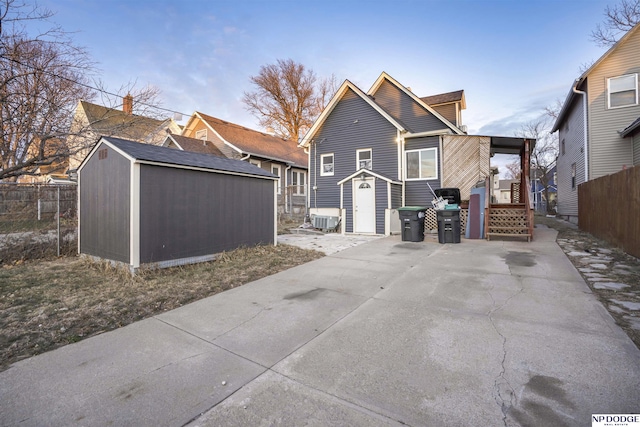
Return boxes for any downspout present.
[304,147,310,214]
[313,141,318,209]
[241,153,250,161]
[572,81,589,182]
[285,164,292,214]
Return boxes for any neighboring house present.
[494,179,519,204]
[66,95,182,172]
[16,137,72,184]
[178,112,308,215]
[530,165,557,213]
[300,71,535,239]
[163,133,226,157]
[552,23,640,223]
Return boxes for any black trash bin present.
[398,206,428,242]
[436,209,461,244]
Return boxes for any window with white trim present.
[320,153,334,176]
[272,165,281,194]
[195,129,207,140]
[357,149,372,170]
[249,159,262,168]
[405,148,437,180]
[608,74,638,108]
[292,170,306,195]
[571,163,576,190]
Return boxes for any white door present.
[353,178,375,233]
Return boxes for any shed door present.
[353,178,375,233]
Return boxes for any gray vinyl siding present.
[310,87,398,208]
[138,164,274,263]
[587,31,640,179]
[404,136,441,206]
[391,184,402,208]
[343,182,353,233]
[79,143,130,262]
[375,181,387,234]
[373,80,450,133]
[634,134,640,165]
[556,94,585,219]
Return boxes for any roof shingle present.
[197,112,308,168]
[102,137,276,179]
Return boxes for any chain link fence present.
[0,184,77,263]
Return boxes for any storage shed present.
[78,136,277,271]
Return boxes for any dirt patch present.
[0,244,324,372]
[536,215,640,350]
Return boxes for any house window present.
[195,129,207,140]
[272,165,281,194]
[571,163,576,189]
[357,149,372,170]
[320,153,334,176]
[608,74,638,108]
[292,170,306,195]
[405,148,437,180]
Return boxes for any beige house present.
[66,96,182,172]
[552,23,640,223]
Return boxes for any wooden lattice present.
[424,208,467,235]
[510,182,521,203]
[488,208,528,234]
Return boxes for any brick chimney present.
[123,93,133,115]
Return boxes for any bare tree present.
[516,117,559,214]
[0,0,96,180]
[503,161,521,180]
[242,59,337,141]
[0,1,167,181]
[590,0,640,47]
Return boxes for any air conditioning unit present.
[312,215,340,231]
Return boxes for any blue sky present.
[29,0,611,139]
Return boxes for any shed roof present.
[99,137,276,179]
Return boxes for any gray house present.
[300,72,535,239]
[551,23,640,223]
[78,136,277,271]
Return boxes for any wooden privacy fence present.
[578,165,640,259]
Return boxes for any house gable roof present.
[337,168,402,185]
[299,79,407,148]
[164,134,226,157]
[552,23,640,132]
[192,112,307,168]
[421,90,466,109]
[367,72,464,135]
[79,101,175,142]
[84,136,275,179]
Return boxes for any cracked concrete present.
[1,226,639,426]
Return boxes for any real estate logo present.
[592,414,640,427]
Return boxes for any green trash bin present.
[398,206,428,242]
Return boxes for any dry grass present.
[0,244,324,372]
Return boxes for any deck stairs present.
[486,203,532,242]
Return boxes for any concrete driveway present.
[1,226,639,426]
